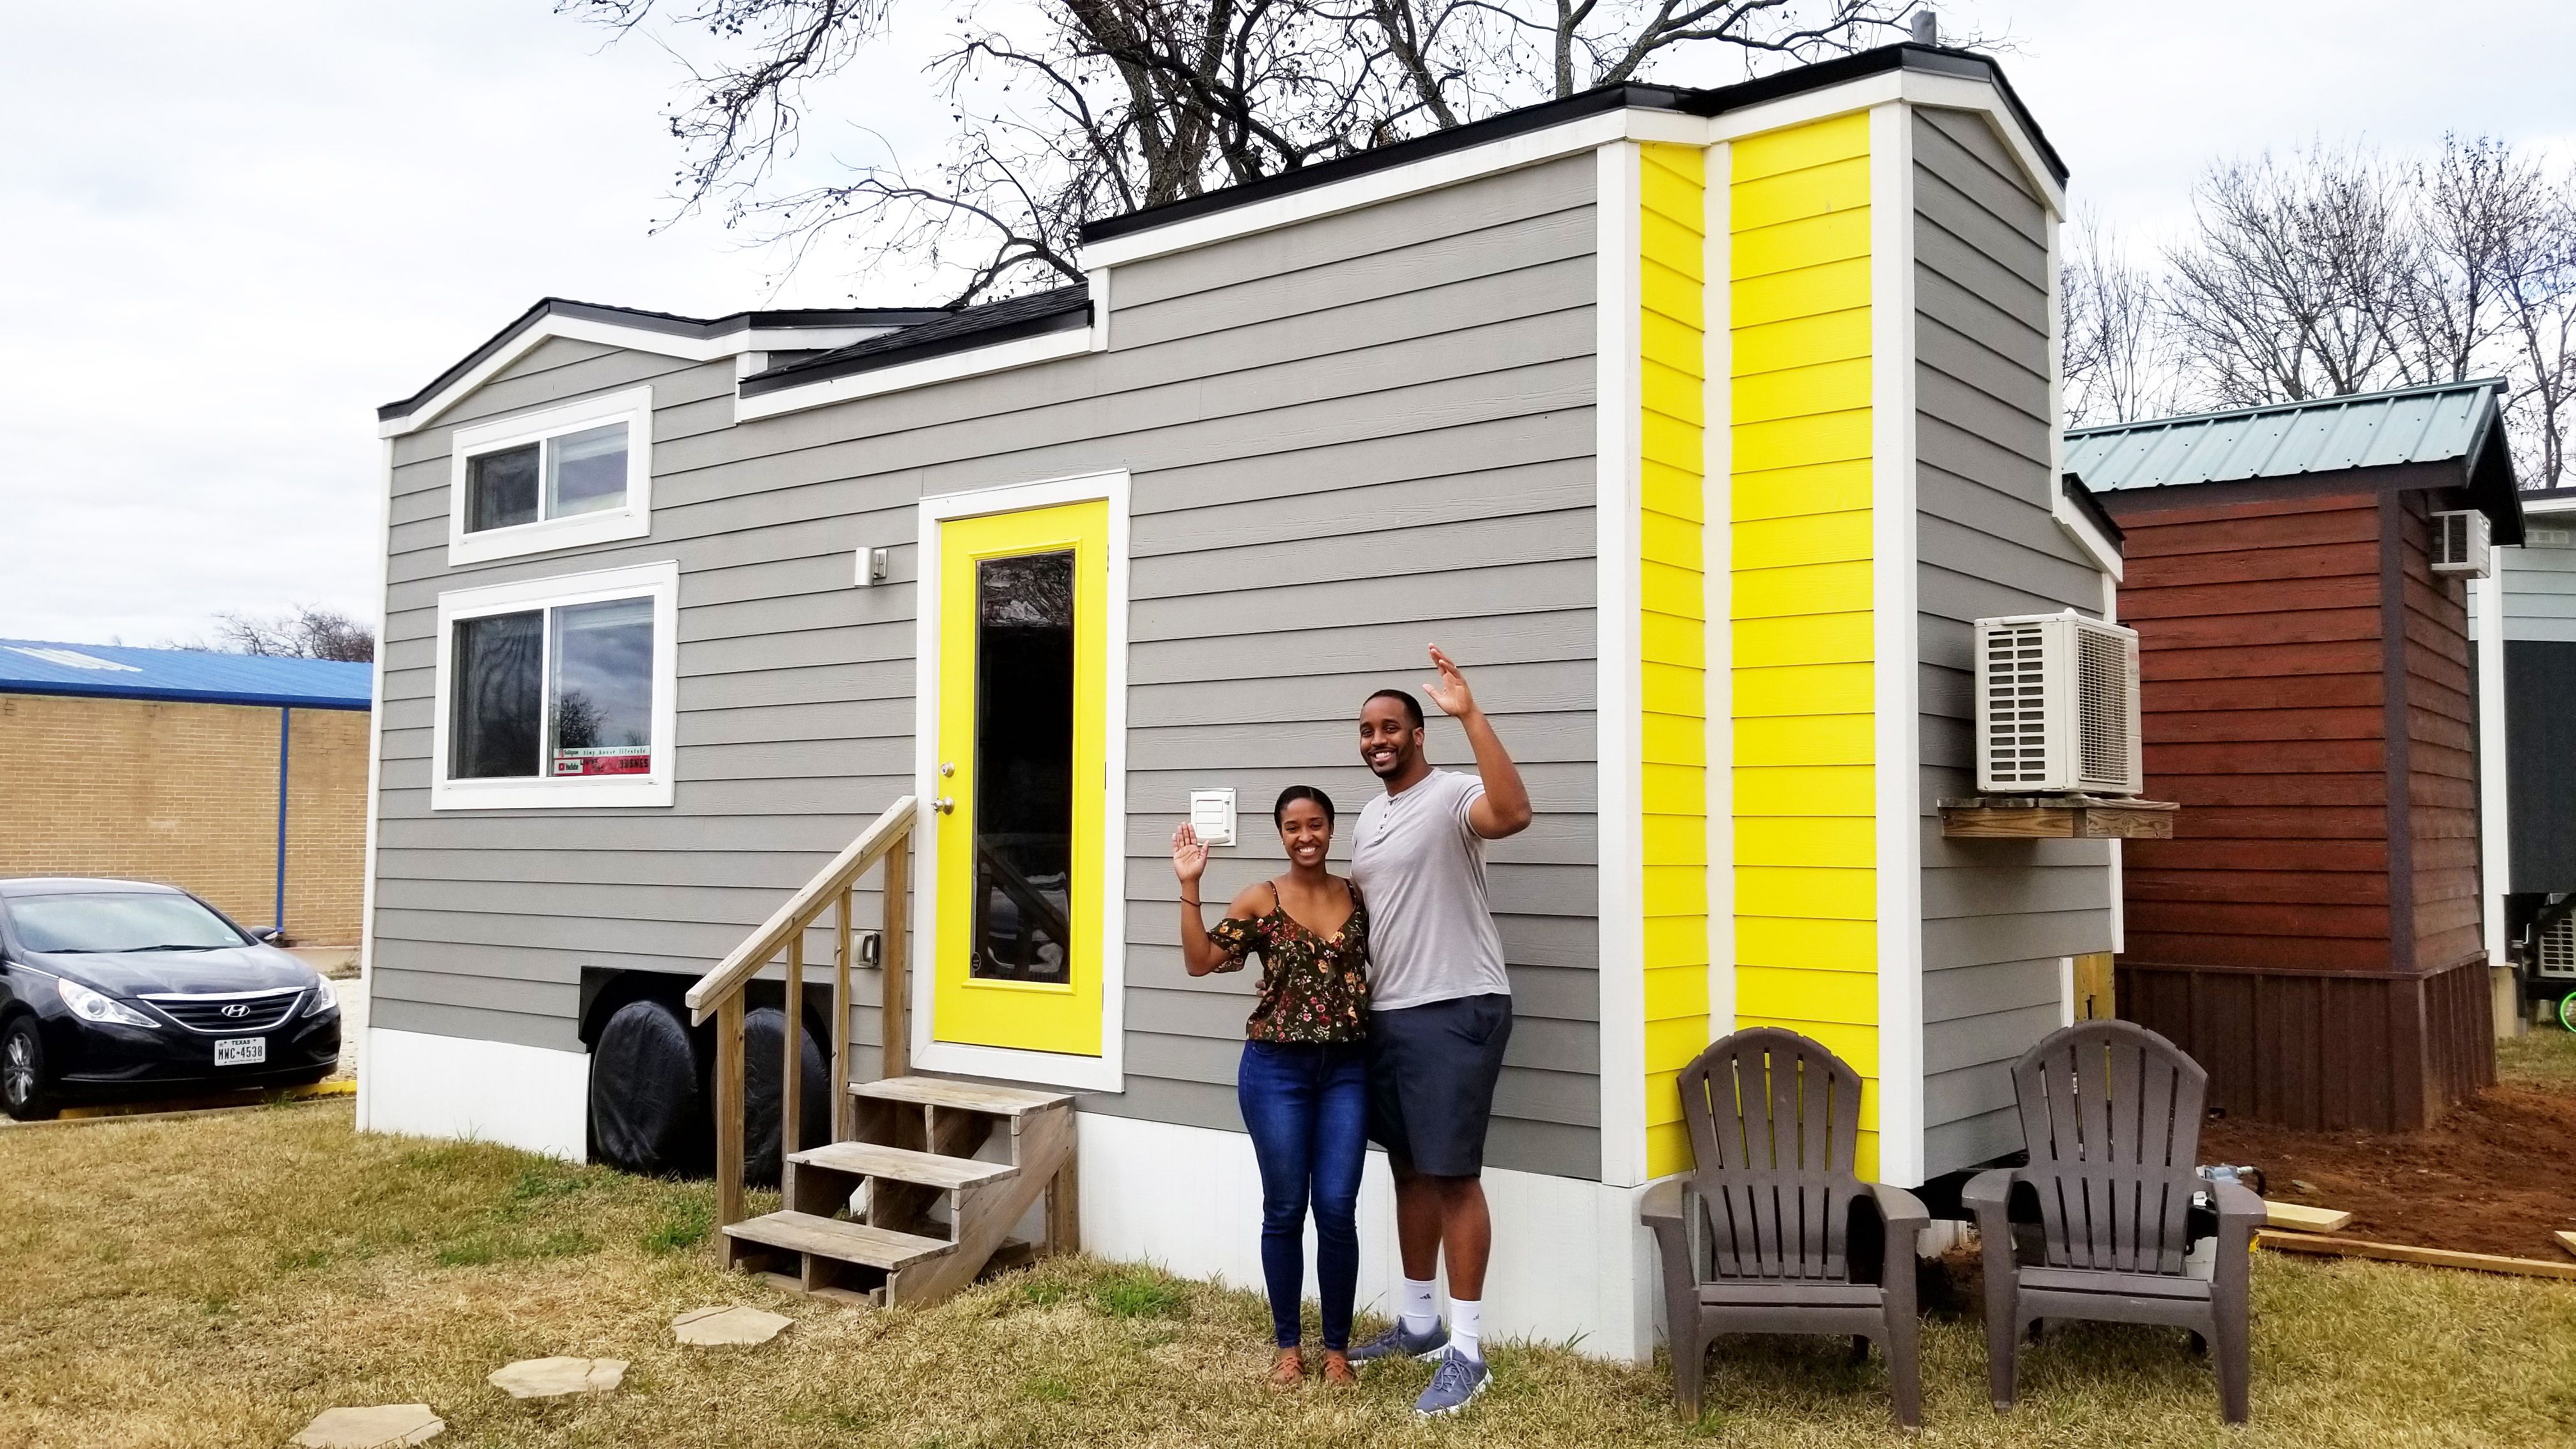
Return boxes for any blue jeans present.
[1236,1038,1369,1351]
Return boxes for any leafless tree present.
[206,605,375,664]
[563,0,1929,305]
[2060,207,2177,427]
[2152,135,2576,487]
[2161,145,2422,408]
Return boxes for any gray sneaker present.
[1413,1349,1491,1416]
[1347,1320,1447,1364]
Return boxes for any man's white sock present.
[1400,1276,1440,1336]
[1451,1298,1483,1361]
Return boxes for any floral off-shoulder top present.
[1208,881,1370,1043]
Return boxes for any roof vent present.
[1975,612,2142,796]
[1910,9,1938,44]
[2430,509,2492,578]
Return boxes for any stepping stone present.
[487,1356,627,1399]
[291,1404,445,1447]
[673,1304,793,1347]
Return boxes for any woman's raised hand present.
[1171,822,1208,889]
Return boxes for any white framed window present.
[447,387,654,565]
[430,561,680,810]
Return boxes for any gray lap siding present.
[370,153,1604,1179]
[1908,107,2113,1175]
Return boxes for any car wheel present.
[2,1017,59,1121]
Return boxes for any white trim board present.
[737,323,1096,423]
[355,438,393,1135]
[427,560,683,811]
[360,1027,590,1160]
[1867,101,1928,1188]
[909,469,1131,1095]
[381,316,905,437]
[445,385,654,567]
[2476,573,2510,965]
[1592,140,1650,1192]
[1703,139,1736,1041]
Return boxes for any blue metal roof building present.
[0,640,372,710]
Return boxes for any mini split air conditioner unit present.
[1975,612,2143,796]
[2431,509,2492,578]
[2538,912,2576,982]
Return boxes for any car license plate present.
[215,1038,266,1066]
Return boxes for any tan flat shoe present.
[1319,1351,1356,1387]
[1268,1348,1305,1387]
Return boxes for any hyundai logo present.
[220,1002,252,1019]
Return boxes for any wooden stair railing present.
[686,795,917,1237]
[682,795,1080,1307]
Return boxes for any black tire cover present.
[741,1005,832,1188]
[588,997,712,1177]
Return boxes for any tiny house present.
[2472,482,2576,1025]
[2066,381,2523,1131]
[358,42,2116,1356]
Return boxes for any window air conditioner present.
[2431,509,2492,578]
[2538,912,2576,981]
[1975,612,2143,796]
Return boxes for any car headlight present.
[56,979,158,1030]
[303,977,339,1017]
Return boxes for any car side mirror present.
[252,927,284,945]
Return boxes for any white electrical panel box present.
[1188,788,1238,847]
[1975,611,2144,797]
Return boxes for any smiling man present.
[1343,644,1532,1416]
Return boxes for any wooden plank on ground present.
[2257,1230,2576,1281]
[2264,1201,2355,1234]
[2555,1230,2576,1262]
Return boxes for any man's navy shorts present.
[1365,992,1514,1177]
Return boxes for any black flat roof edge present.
[740,292,1094,397]
[2059,473,2125,548]
[379,298,951,422]
[0,682,371,710]
[1078,43,2059,247]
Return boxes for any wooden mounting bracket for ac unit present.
[1936,794,2179,839]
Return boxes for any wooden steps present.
[721,1075,1079,1308]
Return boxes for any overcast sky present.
[3,1,2570,647]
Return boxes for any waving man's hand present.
[1423,644,1478,719]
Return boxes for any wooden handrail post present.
[715,992,744,1227]
[782,932,804,1173]
[882,831,910,1082]
[832,888,853,1143]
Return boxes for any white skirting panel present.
[1075,1112,1659,1361]
[357,1027,590,1162]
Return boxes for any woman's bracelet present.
[1180,896,1200,908]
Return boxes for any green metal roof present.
[2063,379,2508,491]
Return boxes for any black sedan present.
[0,878,341,1119]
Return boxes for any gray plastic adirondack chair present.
[1641,1028,1929,1428]
[1963,1020,2261,1423]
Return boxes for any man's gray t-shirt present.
[1348,769,1512,1011]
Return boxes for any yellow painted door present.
[932,500,1108,1057]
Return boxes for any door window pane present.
[450,610,543,778]
[970,551,1074,984]
[548,598,655,777]
[547,422,628,518]
[466,444,540,532]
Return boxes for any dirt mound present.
[2202,1082,2576,1259]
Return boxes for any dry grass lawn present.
[1,1048,2573,1447]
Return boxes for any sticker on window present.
[552,747,650,777]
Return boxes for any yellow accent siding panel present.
[1639,141,1709,1180]
[1728,115,1882,1170]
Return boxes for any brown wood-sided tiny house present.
[2065,381,2523,1131]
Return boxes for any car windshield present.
[6,893,249,954]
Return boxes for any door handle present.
[932,797,955,815]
